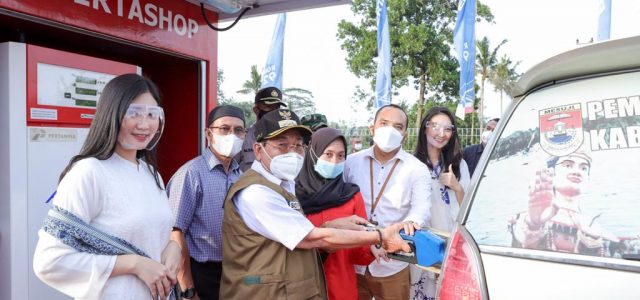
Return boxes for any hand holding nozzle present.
[380,222,420,253]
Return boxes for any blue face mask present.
[314,159,345,179]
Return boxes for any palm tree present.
[237,65,317,117]
[236,65,262,95]
[490,54,520,115]
[476,37,506,128]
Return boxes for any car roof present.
[514,35,640,97]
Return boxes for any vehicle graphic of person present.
[509,145,633,256]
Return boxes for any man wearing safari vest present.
[221,108,415,299]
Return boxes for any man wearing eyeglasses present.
[167,105,246,300]
[221,108,414,300]
[236,87,287,172]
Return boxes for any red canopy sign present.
[0,0,218,59]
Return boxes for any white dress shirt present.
[233,160,314,250]
[344,146,432,277]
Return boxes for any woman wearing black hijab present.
[295,128,375,300]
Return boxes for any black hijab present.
[295,128,360,215]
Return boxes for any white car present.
[436,36,640,299]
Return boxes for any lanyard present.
[368,157,400,225]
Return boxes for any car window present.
[466,71,640,260]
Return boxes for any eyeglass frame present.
[123,104,164,123]
[261,140,307,155]
[208,126,247,137]
[425,121,457,134]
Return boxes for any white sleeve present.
[32,159,117,299]
[234,185,314,251]
[343,156,354,183]
[404,164,432,227]
[460,159,471,194]
[443,160,471,225]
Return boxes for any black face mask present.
[257,109,268,119]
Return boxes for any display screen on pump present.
[37,63,115,109]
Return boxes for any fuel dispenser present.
[0,1,217,298]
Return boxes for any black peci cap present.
[206,105,246,127]
[254,109,312,142]
[254,87,286,106]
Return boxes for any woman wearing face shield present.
[295,128,376,300]
[33,74,180,300]
[411,106,470,300]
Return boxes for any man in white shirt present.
[344,104,432,300]
[220,108,415,299]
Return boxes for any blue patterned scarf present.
[431,163,451,205]
[42,205,176,300]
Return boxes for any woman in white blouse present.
[33,73,181,300]
[410,106,471,300]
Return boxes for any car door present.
[460,70,640,300]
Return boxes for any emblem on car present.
[539,103,584,156]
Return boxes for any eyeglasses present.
[425,121,456,134]
[124,104,164,122]
[209,126,247,137]
[263,141,306,154]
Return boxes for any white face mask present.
[373,126,403,153]
[212,133,244,157]
[261,145,304,181]
[481,130,493,145]
[354,142,363,150]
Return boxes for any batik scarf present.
[42,205,176,300]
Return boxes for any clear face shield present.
[121,104,165,150]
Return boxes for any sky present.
[218,0,640,127]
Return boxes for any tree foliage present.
[476,36,506,127]
[230,65,318,122]
[236,65,262,95]
[216,68,231,104]
[282,88,316,117]
[337,0,494,128]
[216,68,255,124]
[490,54,520,113]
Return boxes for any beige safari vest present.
[221,169,327,300]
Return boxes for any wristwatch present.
[180,287,196,299]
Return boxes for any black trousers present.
[190,257,222,300]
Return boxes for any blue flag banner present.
[597,0,611,41]
[453,0,476,119]
[261,13,286,90]
[375,0,392,109]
